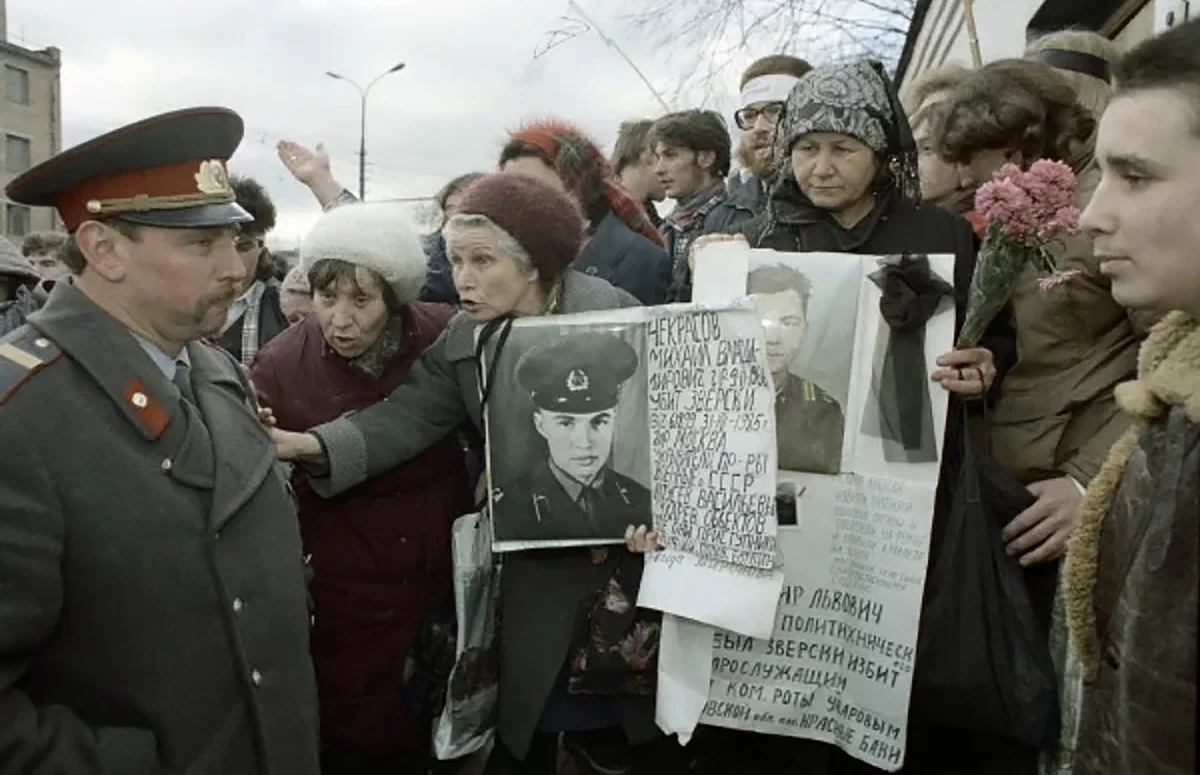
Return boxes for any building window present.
[5,135,31,173]
[5,66,30,105]
[5,203,32,238]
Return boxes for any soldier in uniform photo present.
[492,331,651,544]
[748,263,846,474]
[0,108,319,774]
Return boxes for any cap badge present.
[195,160,232,196]
[566,368,589,392]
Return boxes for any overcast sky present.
[10,0,761,245]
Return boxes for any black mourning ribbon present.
[861,255,952,461]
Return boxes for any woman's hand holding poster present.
[655,244,955,772]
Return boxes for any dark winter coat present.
[304,270,656,760]
[420,233,459,305]
[249,304,469,754]
[719,180,1021,775]
[0,283,320,774]
[577,211,672,305]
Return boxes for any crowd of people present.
[0,14,1195,775]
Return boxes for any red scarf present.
[509,118,665,248]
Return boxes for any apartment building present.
[0,0,61,240]
[897,0,1193,90]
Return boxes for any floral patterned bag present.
[566,548,660,697]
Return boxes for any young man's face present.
[534,407,615,486]
[28,250,68,281]
[754,289,808,377]
[1082,87,1200,315]
[653,142,715,201]
[623,148,666,202]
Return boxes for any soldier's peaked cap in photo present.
[516,332,639,414]
[5,107,252,232]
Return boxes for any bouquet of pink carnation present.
[956,159,1082,348]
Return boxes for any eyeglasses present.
[734,102,785,131]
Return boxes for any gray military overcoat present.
[0,283,319,774]
[307,269,658,759]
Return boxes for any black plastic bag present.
[910,404,1060,749]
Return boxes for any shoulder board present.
[801,380,838,405]
[0,328,63,405]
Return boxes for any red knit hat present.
[454,172,585,280]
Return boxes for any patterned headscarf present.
[776,60,921,204]
[507,118,665,248]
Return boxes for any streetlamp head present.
[388,62,407,74]
[326,71,344,80]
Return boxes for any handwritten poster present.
[481,302,783,636]
[656,248,954,769]
[702,474,936,771]
[644,309,776,570]
[638,303,784,637]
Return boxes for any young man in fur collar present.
[1063,17,1200,775]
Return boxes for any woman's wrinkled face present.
[447,224,540,321]
[313,267,390,358]
[790,132,878,214]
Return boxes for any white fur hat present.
[299,201,427,304]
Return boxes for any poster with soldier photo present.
[746,254,861,475]
[482,311,652,550]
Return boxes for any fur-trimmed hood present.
[1063,310,1200,678]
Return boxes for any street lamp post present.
[326,62,406,200]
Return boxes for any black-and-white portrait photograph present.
[484,321,652,549]
[747,254,861,475]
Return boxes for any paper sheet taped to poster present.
[700,472,935,772]
[637,303,784,638]
[645,309,777,570]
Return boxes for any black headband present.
[1036,48,1112,83]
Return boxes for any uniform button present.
[232,597,244,614]
[400,536,408,544]
[161,458,173,473]
[250,669,263,687]
[131,392,149,409]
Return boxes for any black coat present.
[713,181,1020,775]
[577,211,672,305]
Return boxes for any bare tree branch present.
[626,0,917,103]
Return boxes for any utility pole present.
[326,62,406,200]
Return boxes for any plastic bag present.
[431,511,501,761]
[911,407,1060,749]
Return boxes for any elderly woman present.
[270,173,671,775]
[249,202,468,774]
[688,59,1015,775]
[934,59,1143,570]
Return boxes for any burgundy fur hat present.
[453,172,585,280]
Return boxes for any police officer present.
[493,331,651,544]
[0,108,319,774]
[749,263,845,474]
